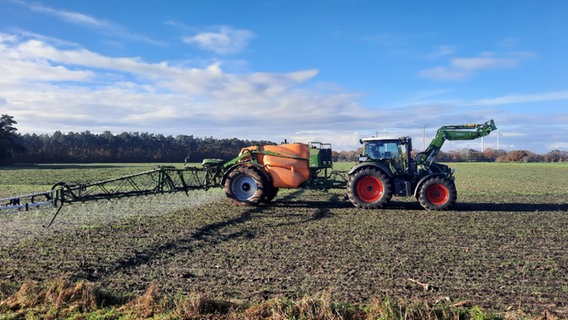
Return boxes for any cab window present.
[365,141,400,159]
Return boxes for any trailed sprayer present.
[1,120,496,225]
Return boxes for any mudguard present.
[348,162,394,178]
[413,173,454,198]
[222,163,273,187]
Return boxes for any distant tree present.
[482,148,495,162]
[505,150,526,162]
[435,150,450,162]
[330,149,361,162]
[0,114,24,163]
[543,149,568,162]
[482,148,506,162]
[505,150,542,163]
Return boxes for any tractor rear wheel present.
[224,165,269,205]
[418,176,457,210]
[347,168,392,209]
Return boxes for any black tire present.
[224,165,268,205]
[347,168,392,209]
[262,186,279,203]
[418,176,457,210]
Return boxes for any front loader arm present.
[417,119,497,169]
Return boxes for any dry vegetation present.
[0,162,567,319]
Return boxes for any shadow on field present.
[271,197,568,213]
[78,190,340,282]
[273,190,351,220]
[79,206,265,281]
[271,199,353,210]
[458,202,568,212]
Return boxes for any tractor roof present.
[360,136,410,143]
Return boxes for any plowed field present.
[1,163,567,316]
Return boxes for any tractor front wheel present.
[224,165,269,205]
[347,168,392,209]
[418,176,457,210]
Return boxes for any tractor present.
[347,119,496,210]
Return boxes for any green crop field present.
[0,162,567,319]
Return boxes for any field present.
[0,162,567,318]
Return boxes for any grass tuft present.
[240,290,350,319]
[1,278,98,319]
[1,278,560,319]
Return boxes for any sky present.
[1,0,567,154]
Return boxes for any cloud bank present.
[1,32,567,153]
[0,33,373,148]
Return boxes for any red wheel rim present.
[356,176,383,202]
[426,184,449,205]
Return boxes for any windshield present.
[364,141,400,160]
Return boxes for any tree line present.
[332,147,568,163]
[1,114,567,164]
[10,131,275,163]
[1,115,273,164]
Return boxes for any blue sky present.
[1,0,567,153]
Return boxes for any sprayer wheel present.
[224,165,268,205]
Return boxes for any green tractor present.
[347,120,497,210]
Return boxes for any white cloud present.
[14,0,164,45]
[183,26,255,54]
[451,57,517,70]
[498,37,519,48]
[468,91,568,106]
[418,66,470,81]
[419,54,520,81]
[26,2,107,28]
[427,45,457,58]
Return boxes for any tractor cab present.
[359,136,412,176]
